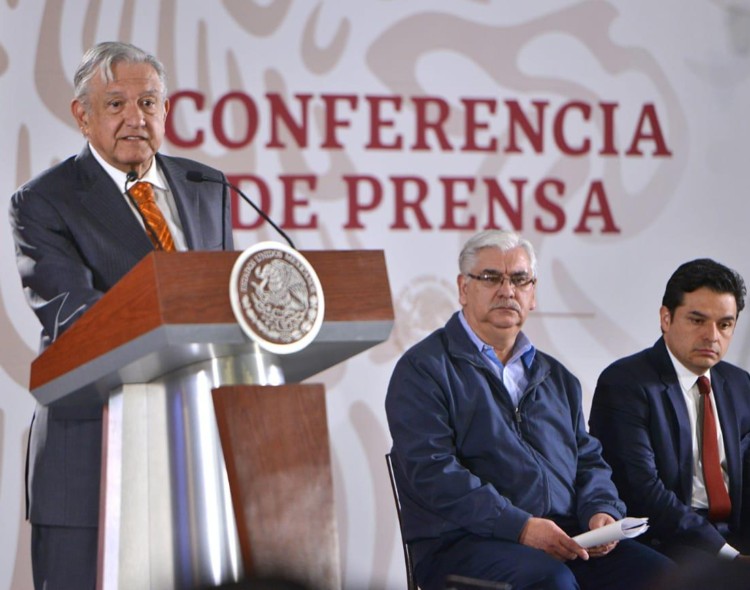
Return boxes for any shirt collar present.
[89,143,167,192]
[458,310,536,368]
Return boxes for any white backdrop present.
[2,1,750,588]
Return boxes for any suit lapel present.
[75,146,154,259]
[711,369,742,509]
[158,155,201,249]
[75,148,205,252]
[651,338,695,502]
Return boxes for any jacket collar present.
[444,311,548,382]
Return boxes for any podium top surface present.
[30,250,393,405]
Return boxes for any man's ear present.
[71,100,88,135]
[457,273,468,307]
[659,305,671,332]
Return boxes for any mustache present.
[490,298,521,312]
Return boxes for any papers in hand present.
[572,517,649,549]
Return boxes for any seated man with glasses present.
[385,230,673,590]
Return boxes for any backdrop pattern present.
[2,1,750,588]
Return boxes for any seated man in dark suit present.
[9,41,233,589]
[386,229,673,590]
[591,259,750,561]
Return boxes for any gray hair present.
[73,41,167,108]
[459,230,538,276]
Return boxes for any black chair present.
[385,453,419,590]
[385,453,512,590]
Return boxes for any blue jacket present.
[386,312,625,544]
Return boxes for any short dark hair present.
[662,258,746,317]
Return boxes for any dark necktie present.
[129,181,176,251]
[697,376,732,522]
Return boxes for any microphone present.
[186,170,296,249]
[126,170,138,184]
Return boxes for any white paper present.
[572,517,649,549]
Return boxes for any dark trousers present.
[413,533,675,590]
[31,524,98,590]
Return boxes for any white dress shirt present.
[665,347,738,559]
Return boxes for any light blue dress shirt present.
[458,310,535,407]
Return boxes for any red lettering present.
[365,95,403,150]
[391,176,432,229]
[213,92,259,149]
[574,180,621,233]
[461,99,497,152]
[280,175,318,229]
[343,175,382,229]
[506,100,548,154]
[484,178,526,230]
[411,96,453,151]
[163,91,664,163]
[626,103,672,156]
[166,90,204,148]
[266,93,312,148]
[440,177,477,229]
[226,174,271,230]
[553,101,591,155]
[599,102,618,155]
[534,179,566,233]
[321,94,358,149]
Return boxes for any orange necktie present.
[128,181,175,251]
[697,376,732,522]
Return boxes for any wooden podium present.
[29,250,394,590]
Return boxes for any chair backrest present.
[385,453,418,590]
[384,454,513,590]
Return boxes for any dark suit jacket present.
[590,337,750,555]
[9,144,234,527]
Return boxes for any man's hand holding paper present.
[585,513,619,558]
[573,517,650,551]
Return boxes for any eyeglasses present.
[465,272,537,290]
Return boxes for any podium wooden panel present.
[28,249,394,590]
[213,384,339,589]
